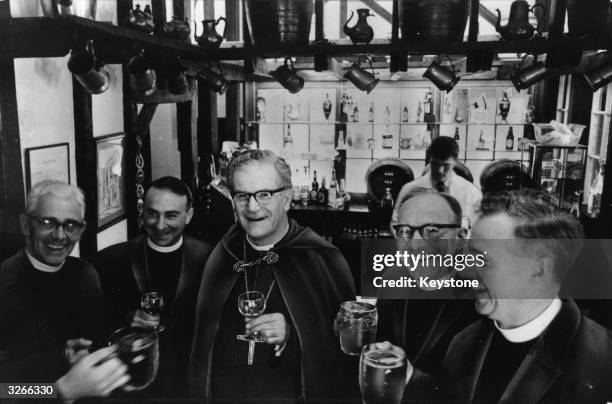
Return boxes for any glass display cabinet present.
[521,141,587,211]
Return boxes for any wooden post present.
[72,79,97,259]
[0,0,25,235]
[151,0,166,35]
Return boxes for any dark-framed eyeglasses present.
[26,214,86,235]
[393,223,460,240]
[231,187,287,206]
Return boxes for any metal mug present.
[344,57,379,93]
[198,67,229,94]
[335,301,378,356]
[512,61,547,91]
[67,50,110,94]
[423,61,459,92]
[583,63,612,91]
[128,55,157,96]
[270,58,304,94]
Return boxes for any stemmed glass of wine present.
[237,291,266,365]
[140,291,165,332]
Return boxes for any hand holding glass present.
[360,343,410,404]
[238,291,266,341]
[140,292,164,332]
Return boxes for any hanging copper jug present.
[496,0,545,40]
[195,17,226,48]
[343,8,374,45]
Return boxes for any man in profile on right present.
[434,189,612,403]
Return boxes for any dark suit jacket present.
[437,299,612,404]
[96,235,212,397]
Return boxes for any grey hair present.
[226,149,292,191]
[26,180,86,218]
[479,189,584,281]
[396,187,463,225]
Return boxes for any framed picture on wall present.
[25,143,70,190]
[96,133,126,230]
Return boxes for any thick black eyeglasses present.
[231,187,287,206]
[393,223,460,240]
[26,214,86,235]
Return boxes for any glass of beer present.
[109,326,159,391]
[335,301,378,355]
[359,344,409,404]
[140,291,164,332]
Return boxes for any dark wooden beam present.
[469,0,480,42]
[117,0,133,27]
[135,103,159,138]
[225,83,242,143]
[173,0,185,19]
[225,0,240,41]
[10,18,71,58]
[151,0,166,35]
[177,81,198,190]
[72,78,97,258]
[340,0,347,38]
[197,81,218,155]
[0,0,25,235]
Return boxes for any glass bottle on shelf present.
[310,170,319,203]
[329,169,338,201]
[416,102,423,122]
[382,126,393,149]
[454,127,460,142]
[318,176,328,205]
[300,166,310,206]
[292,168,301,203]
[478,130,486,149]
[401,106,409,122]
[284,124,294,156]
[323,93,332,120]
[587,165,604,217]
[384,106,391,123]
[368,102,375,122]
[353,106,360,122]
[506,127,514,150]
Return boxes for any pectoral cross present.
[236,334,264,365]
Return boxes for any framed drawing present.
[25,143,70,190]
[96,133,126,230]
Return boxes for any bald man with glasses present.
[188,149,356,403]
[0,180,128,399]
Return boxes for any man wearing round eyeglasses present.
[189,149,356,403]
[376,188,477,402]
[0,180,127,397]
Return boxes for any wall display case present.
[521,141,587,211]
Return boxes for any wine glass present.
[140,292,164,332]
[237,291,266,341]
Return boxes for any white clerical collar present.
[147,236,183,253]
[25,249,63,273]
[495,298,562,343]
[246,224,290,251]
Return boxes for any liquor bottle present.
[310,170,319,203]
[300,166,310,206]
[329,169,338,201]
[381,188,394,208]
[368,102,375,122]
[401,106,409,122]
[454,127,460,142]
[323,93,332,120]
[588,166,604,217]
[318,176,328,205]
[506,127,514,150]
[382,126,393,149]
[338,130,346,147]
[416,102,423,122]
[353,106,360,122]
[384,106,391,123]
[478,130,485,149]
[339,91,347,121]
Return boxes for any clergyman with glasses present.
[0,180,129,399]
[188,149,357,402]
[376,188,477,401]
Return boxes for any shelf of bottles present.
[521,142,587,212]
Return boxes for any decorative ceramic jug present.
[195,17,226,48]
[343,8,374,44]
[161,16,191,41]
